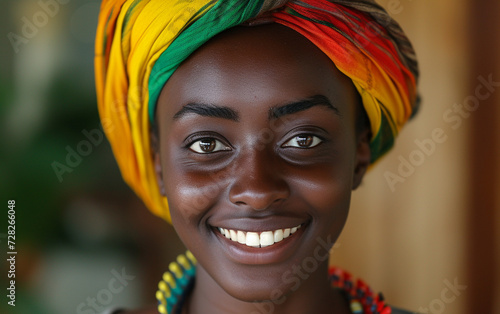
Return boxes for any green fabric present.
[148,0,265,120]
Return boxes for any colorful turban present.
[95,0,419,221]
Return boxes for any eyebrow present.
[173,103,239,121]
[172,95,339,121]
[269,95,340,120]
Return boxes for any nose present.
[228,149,290,210]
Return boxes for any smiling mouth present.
[215,224,302,248]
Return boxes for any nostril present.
[228,156,290,210]
[229,188,288,211]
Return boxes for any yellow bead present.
[158,304,167,314]
[163,272,176,288]
[156,290,163,302]
[159,281,172,298]
[158,280,168,292]
[350,301,363,312]
[177,254,191,270]
[156,290,168,305]
[186,250,197,264]
[169,262,183,279]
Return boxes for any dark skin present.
[129,24,371,314]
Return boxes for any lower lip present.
[213,225,307,265]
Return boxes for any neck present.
[186,262,351,314]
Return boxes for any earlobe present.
[352,128,371,190]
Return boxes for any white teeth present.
[217,224,302,248]
[274,229,284,242]
[237,230,246,244]
[230,229,238,241]
[260,231,274,247]
[246,232,260,247]
[283,228,291,238]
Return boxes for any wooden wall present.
[331,1,500,313]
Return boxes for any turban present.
[95,0,419,221]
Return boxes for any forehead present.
[158,24,357,118]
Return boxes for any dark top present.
[391,307,418,314]
[107,305,418,313]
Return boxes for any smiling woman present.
[94,0,419,313]
[152,25,367,312]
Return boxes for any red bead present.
[329,266,390,314]
[381,306,392,314]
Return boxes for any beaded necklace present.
[156,251,391,314]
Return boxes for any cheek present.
[162,161,230,228]
[164,175,213,222]
[291,158,354,228]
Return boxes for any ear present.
[352,128,371,190]
[151,130,166,196]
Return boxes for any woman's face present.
[155,24,370,302]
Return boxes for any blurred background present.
[0,0,498,314]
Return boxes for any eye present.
[282,134,323,149]
[189,138,231,154]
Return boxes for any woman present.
[95,0,419,313]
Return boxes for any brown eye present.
[296,135,313,147]
[189,138,230,154]
[282,134,322,148]
[199,139,215,152]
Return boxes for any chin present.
[217,273,295,303]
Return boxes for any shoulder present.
[391,306,419,314]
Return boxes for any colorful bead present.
[169,262,183,279]
[381,306,391,314]
[177,255,192,270]
[177,254,196,277]
[350,300,364,313]
[157,304,167,314]
[163,272,177,291]
[186,250,197,264]
[157,251,197,314]
[169,262,190,287]
[330,266,391,314]
[156,290,166,305]
[156,252,392,314]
